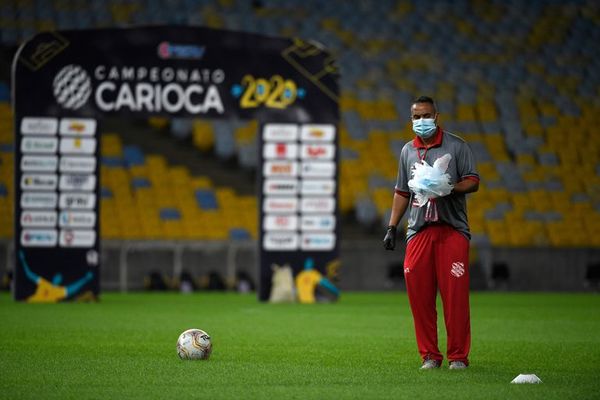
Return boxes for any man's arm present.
[388,192,410,227]
[452,178,479,194]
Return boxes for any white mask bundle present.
[408,153,454,207]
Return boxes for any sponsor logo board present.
[263,142,298,159]
[20,174,58,191]
[263,124,298,142]
[300,215,336,232]
[53,64,92,110]
[263,161,298,177]
[263,197,298,213]
[300,197,336,213]
[300,179,336,196]
[59,118,97,136]
[263,214,298,231]
[20,211,57,227]
[300,143,335,160]
[59,211,96,228]
[59,138,96,154]
[263,232,298,251]
[59,174,96,191]
[300,124,335,142]
[59,156,96,173]
[300,161,336,178]
[59,193,96,209]
[21,137,58,153]
[21,192,58,208]
[21,155,58,172]
[59,229,96,247]
[21,229,58,247]
[20,117,58,135]
[263,179,299,196]
[300,232,336,251]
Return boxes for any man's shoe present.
[449,361,467,370]
[420,359,441,370]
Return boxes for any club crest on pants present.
[451,262,465,277]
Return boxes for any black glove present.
[383,226,396,250]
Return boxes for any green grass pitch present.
[1,292,599,399]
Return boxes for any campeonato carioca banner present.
[12,26,339,302]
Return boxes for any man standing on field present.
[383,96,479,370]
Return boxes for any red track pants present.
[404,224,470,365]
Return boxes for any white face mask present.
[412,118,436,138]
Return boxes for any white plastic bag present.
[408,153,453,207]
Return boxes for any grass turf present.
[1,292,599,399]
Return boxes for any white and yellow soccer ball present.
[176,329,212,360]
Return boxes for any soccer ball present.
[176,329,212,360]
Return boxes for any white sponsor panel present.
[59,192,96,209]
[21,155,58,172]
[263,142,298,159]
[263,179,299,196]
[300,143,335,160]
[59,156,97,173]
[59,118,97,136]
[263,197,298,213]
[300,215,336,232]
[59,211,96,228]
[263,214,298,231]
[59,229,96,247]
[301,197,336,213]
[21,137,58,153]
[300,232,336,251]
[263,232,298,251]
[301,161,336,178]
[301,179,336,196]
[59,137,96,154]
[20,174,58,191]
[300,124,336,142]
[21,192,58,209]
[263,161,298,178]
[21,229,58,247]
[59,174,96,191]
[20,211,57,227]
[20,117,58,135]
[263,123,298,142]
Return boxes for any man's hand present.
[383,226,397,250]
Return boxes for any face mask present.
[412,118,437,138]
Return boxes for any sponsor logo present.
[451,262,465,278]
[263,143,298,159]
[21,174,58,191]
[59,138,96,154]
[20,117,58,135]
[59,118,96,136]
[158,42,206,60]
[59,156,96,173]
[19,31,69,71]
[21,229,58,247]
[300,215,336,232]
[263,197,298,213]
[59,229,96,247]
[59,174,96,191]
[263,179,298,196]
[21,192,58,208]
[59,193,96,209]
[300,124,336,142]
[263,161,298,177]
[301,161,336,178]
[300,233,336,251]
[20,211,57,227]
[263,232,298,251]
[301,197,336,213]
[21,137,58,153]
[53,64,92,110]
[262,124,299,142]
[301,179,336,196]
[21,155,58,172]
[300,144,335,160]
[59,211,96,228]
[263,215,298,231]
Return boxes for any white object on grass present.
[510,374,542,384]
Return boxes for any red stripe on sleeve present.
[395,189,411,198]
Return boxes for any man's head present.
[410,96,438,139]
